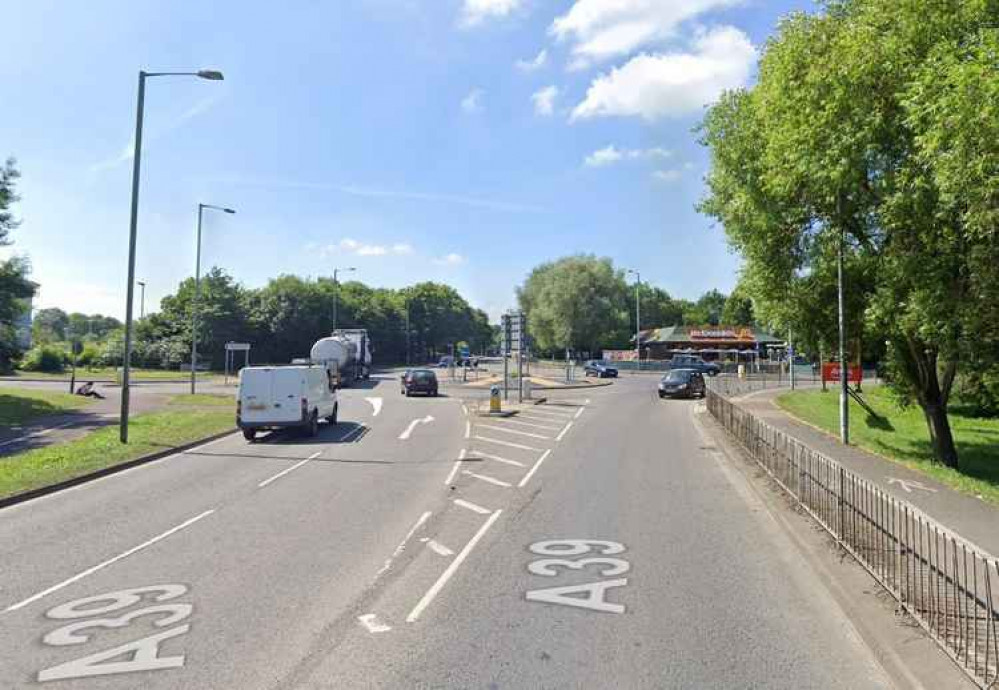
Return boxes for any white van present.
[237,365,338,441]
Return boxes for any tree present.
[32,308,69,343]
[517,255,629,354]
[699,0,997,467]
[0,158,35,371]
[636,285,684,329]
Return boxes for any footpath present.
[734,386,999,557]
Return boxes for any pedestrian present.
[76,381,105,400]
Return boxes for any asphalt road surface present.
[1,373,894,689]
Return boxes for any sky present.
[2,0,811,322]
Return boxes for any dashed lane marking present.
[468,451,525,467]
[462,470,512,488]
[374,511,433,580]
[453,499,492,515]
[473,435,544,452]
[444,449,465,485]
[518,450,552,488]
[555,422,574,442]
[498,418,561,431]
[257,452,322,488]
[476,424,551,440]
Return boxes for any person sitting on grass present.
[76,381,105,400]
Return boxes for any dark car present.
[669,354,721,377]
[402,369,439,396]
[658,369,706,399]
[584,359,618,378]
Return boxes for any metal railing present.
[705,389,999,688]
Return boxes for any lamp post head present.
[196,70,224,81]
[223,208,236,214]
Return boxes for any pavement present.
[0,380,234,456]
[735,386,999,557]
[0,374,971,688]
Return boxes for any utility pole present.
[837,198,849,444]
[405,296,411,366]
[332,266,356,331]
[191,203,235,395]
[788,327,795,390]
[137,281,146,319]
[627,269,641,372]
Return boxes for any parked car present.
[668,355,721,377]
[584,360,619,378]
[237,365,338,441]
[437,356,454,368]
[402,368,439,396]
[658,369,706,399]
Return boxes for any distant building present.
[605,325,784,363]
[14,296,32,349]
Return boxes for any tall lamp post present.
[137,281,146,319]
[332,266,356,331]
[191,203,236,394]
[627,269,641,372]
[837,214,849,444]
[119,68,224,443]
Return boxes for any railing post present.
[838,466,845,540]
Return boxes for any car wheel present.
[405,390,411,397]
[308,412,319,437]
[242,429,256,441]
[326,405,338,425]
[432,389,439,397]
[658,392,665,399]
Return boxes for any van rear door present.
[270,369,305,423]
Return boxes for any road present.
[0,373,894,689]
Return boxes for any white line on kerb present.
[464,420,471,439]
[473,435,543,452]
[427,540,454,556]
[574,407,585,420]
[406,510,503,623]
[462,470,512,488]
[470,452,525,467]
[4,510,216,613]
[518,449,552,488]
[258,452,322,488]
[444,449,465,485]
[374,510,432,579]
[556,422,573,442]
[453,498,491,515]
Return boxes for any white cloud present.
[460,0,522,27]
[584,145,673,167]
[392,243,414,255]
[653,169,682,182]
[323,237,409,258]
[570,26,755,121]
[550,0,742,69]
[531,85,559,116]
[434,253,466,266]
[357,244,387,256]
[516,48,548,72]
[461,88,485,114]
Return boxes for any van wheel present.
[326,405,338,425]
[308,412,319,437]
[243,429,256,442]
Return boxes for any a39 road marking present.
[525,539,630,614]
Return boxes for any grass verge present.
[0,388,95,425]
[0,408,233,500]
[777,387,999,505]
[5,368,222,382]
[167,393,232,407]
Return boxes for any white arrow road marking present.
[399,415,435,440]
[365,397,383,417]
[886,477,938,494]
[357,614,392,633]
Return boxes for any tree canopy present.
[0,157,35,371]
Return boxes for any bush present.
[20,345,67,373]
[77,344,100,367]
[954,369,999,418]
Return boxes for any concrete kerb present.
[0,427,238,511]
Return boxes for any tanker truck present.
[310,329,372,386]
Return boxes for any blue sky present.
[3,0,809,321]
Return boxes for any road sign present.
[822,362,861,383]
[225,342,251,352]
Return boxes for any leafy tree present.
[699,0,997,467]
[32,308,69,343]
[721,283,755,327]
[517,255,629,354]
[635,285,684,329]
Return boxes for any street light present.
[191,203,236,395]
[332,267,356,331]
[627,269,641,372]
[136,281,146,319]
[120,68,224,443]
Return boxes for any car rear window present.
[412,371,435,382]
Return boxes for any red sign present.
[822,363,862,383]
[689,328,755,341]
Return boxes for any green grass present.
[777,387,999,505]
[0,388,95,425]
[0,408,234,500]
[167,393,232,407]
[6,368,222,381]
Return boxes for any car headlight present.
[677,383,687,389]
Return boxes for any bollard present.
[524,378,532,401]
[490,384,501,413]
[737,363,746,380]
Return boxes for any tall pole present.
[190,204,204,395]
[838,202,849,444]
[405,296,411,366]
[635,273,641,372]
[332,268,339,331]
[120,71,146,443]
[137,281,146,319]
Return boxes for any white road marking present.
[499,418,561,431]
[470,452,525,467]
[886,477,938,494]
[454,498,491,515]
[406,510,503,622]
[340,424,366,443]
[461,404,468,417]
[465,420,471,439]
[374,511,432,579]
[257,452,322,488]
[4,510,215,613]
[399,415,435,440]
[477,424,551,440]
[518,449,552,488]
[444,449,465,485]
[357,613,392,633]
[474,435,543,452]
[574,407,585,419]
[365,397,383,417]
[519,408,573,420]
[556,422,573,442]
[427,540,455,556]
[462,470,512,488]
